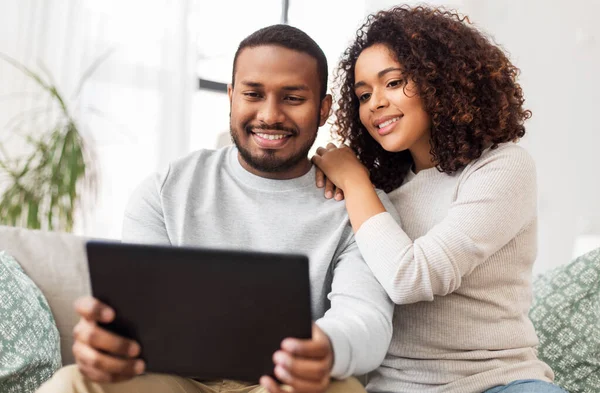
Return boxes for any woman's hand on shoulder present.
[312,143,370,195]
[314,143,344,200]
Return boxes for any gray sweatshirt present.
[122,145,395,379]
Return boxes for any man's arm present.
[69,171,173,384]
[263,193,397,392]
[315,190,397,377]
[122,170,171,245]
[262,237,392,393]
[316,235,395,378]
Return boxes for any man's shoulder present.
[160,146,232,184]
[170,146,230,173]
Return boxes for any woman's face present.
[354,44,432,162]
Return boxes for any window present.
[190,0,366,152]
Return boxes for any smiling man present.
[36,25,395,393]
[230,43,326,178]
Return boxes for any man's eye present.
[357,93,371,103]
[243,92,262,99]
[285,96,305,103]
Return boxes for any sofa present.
[1,224,598,393]
[0,225,90,366]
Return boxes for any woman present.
[309,5,566,393]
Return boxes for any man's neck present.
[237,154,312,180]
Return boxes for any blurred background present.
[0,0,598,274]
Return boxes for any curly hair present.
[333,5,531,192]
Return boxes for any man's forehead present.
[234,45,320,90]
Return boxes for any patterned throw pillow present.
[0,251,62,393]
[530,247,600,393]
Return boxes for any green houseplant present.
[0,52,110,232]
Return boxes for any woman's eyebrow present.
[354,67,404,89]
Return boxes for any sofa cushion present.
[0,226,90,365]
[0,251,62,392]
[530,247,600,393]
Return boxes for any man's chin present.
[245,156,291,173]
[242,149,307,173]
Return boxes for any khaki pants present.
[36,365,366,393]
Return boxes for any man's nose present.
[257,98,285,125]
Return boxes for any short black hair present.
[232,24,328,99]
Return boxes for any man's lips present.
[250,129,293,148]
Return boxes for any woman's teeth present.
[378,117,401,129]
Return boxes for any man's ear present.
[319,94,333,127]
[228,84,233,106]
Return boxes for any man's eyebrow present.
[240,81,263,88]
[239,81,310,92]
[282,84,309,92]
[354,67,404,90]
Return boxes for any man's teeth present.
[255,133,287,140]
[378,117,401,129]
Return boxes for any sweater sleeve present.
[316,229,394,379]
[122,168,172,245]
[355,145,537,305]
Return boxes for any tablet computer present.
[86,241,312,382]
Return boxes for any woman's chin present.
[381,140,409,153]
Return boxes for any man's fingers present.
[259,375,287,393]
[77,360,115,384]
[281,324,333,359]
[74,296,114,323]
[77,361,138,384]
[334,189,345,201]
[273,351,329,382]
[274,365,329,393]
[73,319,140,358]
[73,340,143,378]
[281,337,330,359]
[326,142,337,150]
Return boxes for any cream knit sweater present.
[356,143,554,393]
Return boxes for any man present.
[37,25,394,393]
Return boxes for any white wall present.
[3,0,599,270]
[366,0,600,273]
[189,0,368,154]
[0,0,195,239]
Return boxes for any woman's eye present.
[358,93,371,102]
[387,80,404,88]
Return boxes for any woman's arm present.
[314,144,537,305]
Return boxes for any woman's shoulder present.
[455,142,537,196]
[465,142,536,174]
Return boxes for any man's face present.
[228,45,332,179]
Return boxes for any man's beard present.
[230,123,317,174]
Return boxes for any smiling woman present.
[311,5,568,393]
[352,44,432,172]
